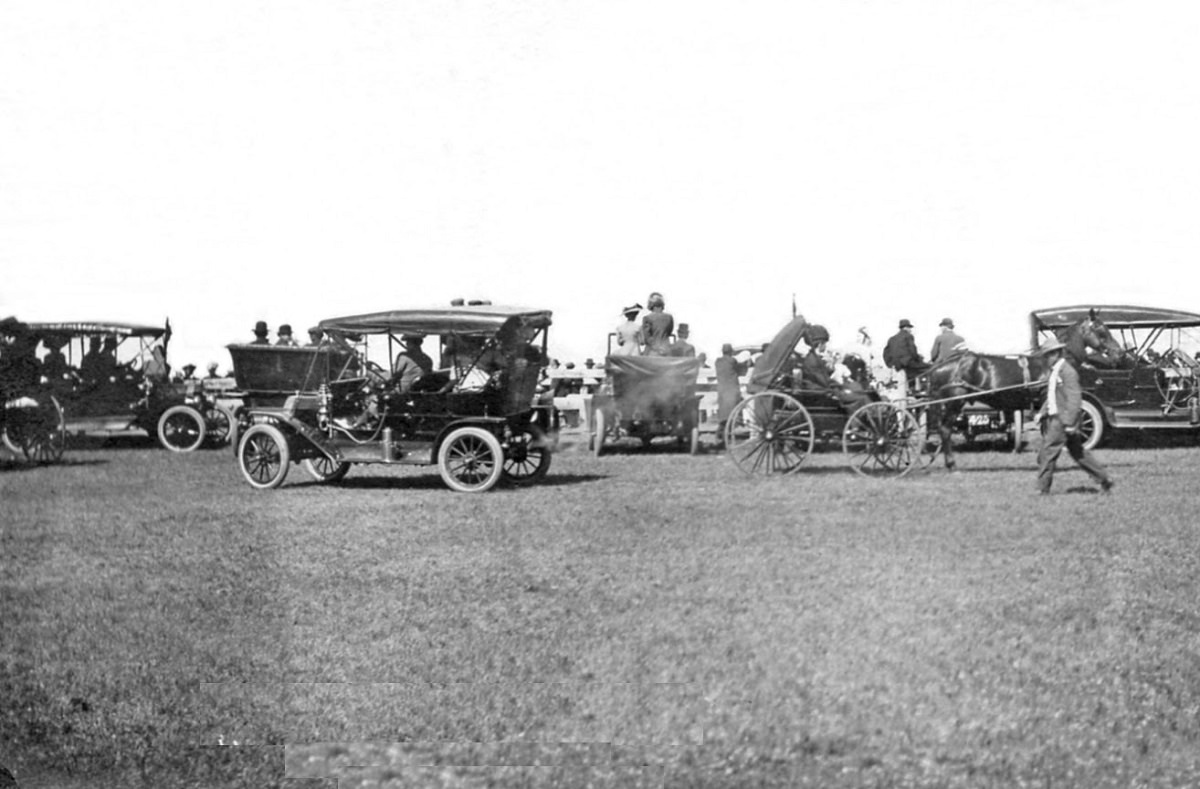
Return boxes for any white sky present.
[3,1,1199,369]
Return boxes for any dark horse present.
[922,311,1126,470]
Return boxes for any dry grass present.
[2,435,1199,787]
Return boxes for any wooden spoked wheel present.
[724,392,814,475]
[842,402,924,478]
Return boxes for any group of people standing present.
[612,293,697,358]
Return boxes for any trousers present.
[1036,416,1110,492]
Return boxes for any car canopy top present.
[748,316,809,392]
[318,305,553,338]
[1031,306,1200,332]
[20,321,168,339]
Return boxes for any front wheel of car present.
[238,423,291,489]
[158,405,207,452]
[437,426,504,493]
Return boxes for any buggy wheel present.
[843,402,923,478]
[1010,409,1024,453]
[238,423,291,489]
[205,403,236,447]
[724,392,814,475]
[502,425,552,486]
[1079,400,1104,451]
[591,409,606,458]
[302,455,351,483]
[4,395,67,464]
[158,405,206,452]
[438,426,504,493]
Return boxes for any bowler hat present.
[1036,337,1067,355]
[278,324,292,334]
[678,323,689,334]
[254,320,269,335]
[898,319,913,329]
[939,318,955,328]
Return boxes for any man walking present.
[1034,337,1113,495]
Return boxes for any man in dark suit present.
[883,319,926,396]
[1034,337,1113,495]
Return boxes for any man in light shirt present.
[1033,337,1113,495]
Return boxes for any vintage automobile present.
[228,304,556,492]
[11,321,235,452]
[1030,305,1200,449]
[590,355,703,455]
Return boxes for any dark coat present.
[883,330,923,372]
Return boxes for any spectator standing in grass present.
[641,292,674,356]
[714,343,746,441]
[929,318,966,364]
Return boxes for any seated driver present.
[799,325,874,414]
[391,335,433,392]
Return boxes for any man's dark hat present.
[678,323,689,333]
[939,318,955,329]
[402,334,424,343]
[278,324,292,334]
[254,320,269,334]
[899,319,914,329]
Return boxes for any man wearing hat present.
[251,321,270,345]
[669,323,696,357]
[275,324,299,347]
[883,319,926,396]
[391,335,433,392]
[306,327,324,346]
[1033,337,1113,495]
[929,318,966,364]
[612,304,643,356]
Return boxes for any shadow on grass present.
[1,457,109,472]
[296,472,610,491]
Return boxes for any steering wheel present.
[1153,349,1195,408]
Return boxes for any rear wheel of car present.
[438,426,504,493]
[1079,400,1104,451]
[205,404,237,447]
[158,405,207,452]
[302,455,351,483]
[501,425,552,486]
[238,423,291,489]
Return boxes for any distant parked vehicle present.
[12,321,234,452]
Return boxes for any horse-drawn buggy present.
[7,320,234,452]
[1,317,67,464]
[723,316,926,477]
[1030,305,1200,449]
[724,308,1130,476]
[590,355,703,455]
[228,304,555,493]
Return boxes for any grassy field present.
[3,434,1200,787]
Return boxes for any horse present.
[921,311,1126,470]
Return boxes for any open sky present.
[3,1,1199,370]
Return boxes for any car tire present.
[237,423,291,489]
[157,405,207,452]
